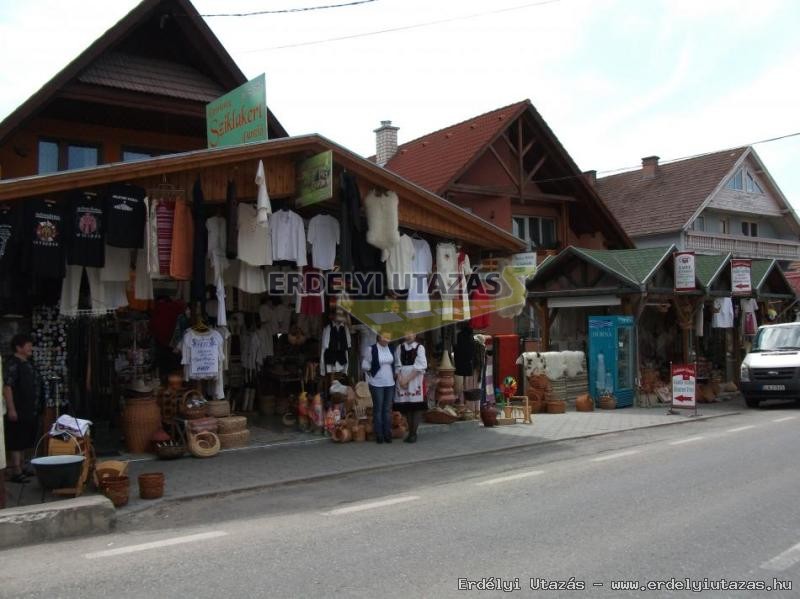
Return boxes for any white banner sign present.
[674,251,695,292]
[731,259,752,296]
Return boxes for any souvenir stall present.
[0,134,524,480]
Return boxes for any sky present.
[1,0,799,210]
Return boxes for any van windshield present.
[752,326,800,351]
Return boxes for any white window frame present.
[727,167,764,194]
[720,217,730,235]
[512,215,558,250]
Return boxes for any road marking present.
[760,540,800,571]
[477,470,545,486]
[84,531,228,559]
[323,495,420,516]
[669,436,705,445]
[591,450,639,462]
[727,425,756,433]
[772,416,797,423]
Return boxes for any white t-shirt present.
[712,297,734,328]
[181,328,226,399]
[382,234,415,291]
[270,210,307,266]
[238,203,273,267]
[307,214,340,270]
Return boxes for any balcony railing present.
[685,231,800,260]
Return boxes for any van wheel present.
[744,396,760,409]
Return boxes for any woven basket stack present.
[217,416,250,449]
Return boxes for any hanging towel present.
[255,160,272,226]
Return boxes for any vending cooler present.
[587,316,635,408]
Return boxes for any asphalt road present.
[3,405,800,599]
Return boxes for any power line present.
[241,0,564,52]
[201,0,379,18]
[529,130,800,185]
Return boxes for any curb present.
[119,409,740,519]
[0,495,116,549]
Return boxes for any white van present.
[740,322,800,408]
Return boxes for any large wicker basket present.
[180,390,208,420]
[218,429,250,449]
[217,416,247,434]
[207,400,231,418]
[188,431,220,458]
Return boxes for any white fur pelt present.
[564,351,586,377]
[365,190,400,250]
[541,351,567,380]
[517,352,546,378]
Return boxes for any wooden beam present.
[489,144,519,186]
[58,83,206,118]
[502,133,518,157]
[449,183,576,202]
[521,140,535,158]
[517,119,525,199]
[524,154,548,186]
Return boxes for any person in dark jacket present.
[3,333,41,483]
[361,331,395,443]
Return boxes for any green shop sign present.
[296,150,333,207]
[206,74,267,148]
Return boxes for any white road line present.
[669,436,705,446]
[84,531,228,559]
[323,495,420,516]
[760,541,800,571]
[477,470,545,486]
[591,450,639,462]
[727,425,756,433]
[772,416,797,423]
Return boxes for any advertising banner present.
[731,259,752,296]
[206,74,267,148]
[671,363,697,410]
[674,251,696,292]
[296,150,333,207]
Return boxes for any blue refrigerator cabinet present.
[588,315,635,408]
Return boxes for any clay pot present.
[546,399,566,414]
[480,406,498,427]
[100,475,130,508]
[575,394,594,412]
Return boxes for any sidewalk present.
[7,397,743,514]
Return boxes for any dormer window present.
[726,167,764,194]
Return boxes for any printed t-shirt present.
[26,198,67,279]
[0,203,22,274]
[67,191,105,267]
[105,184,146,248]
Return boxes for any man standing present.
[3,334,40,484]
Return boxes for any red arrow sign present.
[734,283,750,289]
[674,395,692,402]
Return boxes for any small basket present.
[180,390,208,420]
[546,399,566,414]
[138,472,165,500]
[218,429,250,449]
[424,410,459,424]
[207,400,231,418]
[217,416,247,434]
[599,395,617,410]
[155,441,185,460]
[94,460,129,489]
[99,475,130,508]
[188,431,220,458]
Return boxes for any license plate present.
[763,385,786,391]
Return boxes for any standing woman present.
[395,330,427,443]
[361,331,395,444]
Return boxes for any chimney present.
[583,170,597,186]
[641,155,659,179]
[374,120,399,167]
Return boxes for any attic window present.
[726,167,764,194]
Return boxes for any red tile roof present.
[595,147,748,238]
[383,100,529,194]
[79,51,226,102]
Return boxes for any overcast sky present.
[1,0,798,211]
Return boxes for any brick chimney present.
[641,155,659,179]
[583,170,597,186]
[374,120,399,167]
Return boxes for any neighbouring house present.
[374,100,633,337]
[0,0,287,180]
[595,147,800,265]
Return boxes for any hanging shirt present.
[155,199,175,275]
[255,160,272,225]
[270,209,307,266]
[712,297,734,328]
[383,234,415,291]
[0,203,22,275]
[436,242,458,321]
[105,184,146,248]
[26,198,67,279]
[238,203,273,266]
[321,323,351,375]
[66,191,105,267]
[741,298,758,336]
[307,214,340,270]
[181,328,226,399]
[408,238,432,313]
[296,266,325,315]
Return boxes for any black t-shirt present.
[3,355,41,420]
[26,198,67,279]
[0,202,22,275]
[105,184,146,248]
[67,191,105,267]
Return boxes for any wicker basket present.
[217,416,247,434]
[186,417,219,434]
[575,394,594,412]
[123,396,161,453]
[99,475,130,508]
[599,395,616,410]
[207,400,231,418]
[546,399,566,414]
[424,410,459,424]
[218,429,250,449]
[180,390,208,420]
[188,431,221,458]
[155,441,185,460]
[138,472,165,499]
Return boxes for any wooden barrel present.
[123,397,161,454]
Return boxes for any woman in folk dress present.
[394,330,428,443]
